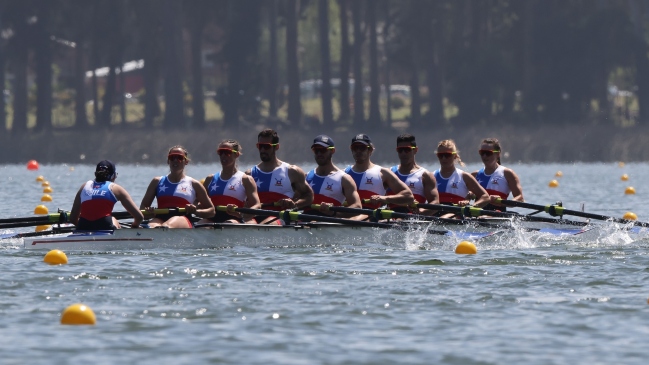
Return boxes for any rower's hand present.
[277,198,296,209]
[143,206,156,218]
[225,204,242,218]
[457,200,471,207]
[185,204,197,215]
[317,203,336,216]
[369,195,386,205]
[489,195,503,206]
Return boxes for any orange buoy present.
[555,171,563,177]
[43,186,53,193]
[41,194,53,202]
[623,212,638,221]
[41,181,50,187]
[27,160,39,170]
[548,180,559,188]
[621,174,629,181]
[34,205,49,214]
[625,187,636,195]
[35,175,45,182]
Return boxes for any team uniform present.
[206,171,248,223]
[304,169,346,216]
[155,175,196,224]
[388,166,428,213]
[475,165,511,211]
[344,165,385,209]
[434,168,469,205]
[77,180,117,230]
[250,163,294,224]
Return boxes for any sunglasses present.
[217,148,238,156]
[396,146,416,153]
[256,143,279,150]
[436,152,457,159]
[351,144,371,152]
[311,146,334,154]
[479,150,500,157]
[168,154,187,162]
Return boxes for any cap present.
[168,151,186,157]
[96,160,116,179]
[351,134,372,146]
[312,135,335,148]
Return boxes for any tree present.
[185,0,210,128]
[318,0,334,127]
[337,0,351,123]
[162,0,184,128]
[351,0,364,126]
[367,0,380,126]
[286,0,302,126]
[268,0,279,119]
[34,2,53,131]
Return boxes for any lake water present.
[1,161,648,365]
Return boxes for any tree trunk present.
[12,44,28,133]
[367,1,380,126]
[74,44,89,129]
[190,17,206,128]
[90,50,100,125]
[425,24,443,124]
[162,0,185,128]
[338,0,351,123]
[268,0,279,118]
[318,0,334,127]
[351,0,365,126]
[34,9,52,132]
[409,50,421,128]
[286,0,302,126]
[383,0,392,128]
[99,54,118,128]
[119,63,126,125]
[522,0,535,117]
[0,41,6,132]
[143,57,160,128]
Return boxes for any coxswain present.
[471,137,524,211]
[198,139,260,224]
[245,129,314,224]
[140,146,215,228]
[70,160,143,230]
[303,135,361,219]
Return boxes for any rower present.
[344,133,413,217]
[471,137,524,212]
[434,139,489,217]
[245,129,314,224]
[140,146,215,228]
[389,133,439,215]
[304,135,361,219]
[198,139,261,225]
[70,160,143,230]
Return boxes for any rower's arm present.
[288,165,314,209]
[112,184,144,228]
[202,175,214,191]
[191,180,216,219]
[504,168,524,202]
[462,172,489,208]
[140,177,160,209]
[418,171,439,215]
[69,184,84,225]
[336,175,362,219]
[378,168,414,205]
[242,175,261,223]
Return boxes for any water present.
[1,161,649,365]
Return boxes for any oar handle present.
[113,208,186,220]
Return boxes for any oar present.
[496,198,649,228]
[112,207,186,220]
[0,226,76,240]
[216,206,494,239]
[0,211,68,228]
[414,203,589,227]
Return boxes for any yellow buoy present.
[548,180,559,188]
[44,249,68,265]
[41,181,50,187]
[34,205,49,214]
[555,171,563,177]
[41,194,53,202]
[69,166,75,171]
[35,175,45,182]
[623,212,638,221]
[619,162,625,167]
[455,241,477,255]
[35,225,51,232]
[60,304,96,325]
[621,174,629,181]
[43,186,53,193]
[625,187,636,195]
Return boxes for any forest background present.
[0,0,648,164]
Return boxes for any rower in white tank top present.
[434,168,469,205]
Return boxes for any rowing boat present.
[17,221,503,250]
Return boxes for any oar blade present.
[536,227,591,236]
[443,231,495,240]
